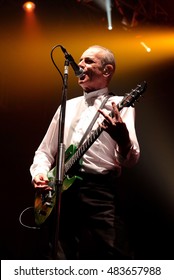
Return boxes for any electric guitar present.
[34,81,147,225]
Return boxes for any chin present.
[78,80,87,88]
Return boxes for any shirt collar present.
[84,87,109,102]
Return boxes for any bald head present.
[78,45,116,92]
[87,45,116,73]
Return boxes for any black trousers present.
[55,172,133,260]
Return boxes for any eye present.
[79,57,95,65]
[85,58,94,64]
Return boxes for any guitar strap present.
[78,92,114,147]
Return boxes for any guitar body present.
[34,144,82,225]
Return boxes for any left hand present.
[98,102,132,157]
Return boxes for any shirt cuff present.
[116,144,134,165]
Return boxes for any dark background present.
[1,0,174,259]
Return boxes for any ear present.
[103,64,114,77]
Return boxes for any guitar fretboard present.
[65,124,104,173]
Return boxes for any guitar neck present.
[65,124,104,173]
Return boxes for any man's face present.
[78,47,107,92]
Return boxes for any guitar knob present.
[38,210,47,216]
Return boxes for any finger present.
[112,102,119,119]
[98,109,113,124]
[33,179,50,189]
[99,123,108,130]
[34,183,52,191]
[112,102,122,122]
[34,174,49,183]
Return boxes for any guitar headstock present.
[118,81,147,110]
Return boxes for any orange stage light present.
[23,1,36,12]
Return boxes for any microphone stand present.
[51,58,69,259]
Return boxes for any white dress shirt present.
[30,87,140,180]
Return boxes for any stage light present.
[140,41,151,53]
[23,2,36,12]
[105,0,112,30]
[108,25,113,30]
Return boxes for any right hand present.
[33,173,52,191]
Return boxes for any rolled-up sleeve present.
[115,106,140,167]
[30,108,60,180]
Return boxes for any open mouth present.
[79,73,86,80]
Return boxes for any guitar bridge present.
[38,210,47,216]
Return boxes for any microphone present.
[60,46,84,78]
